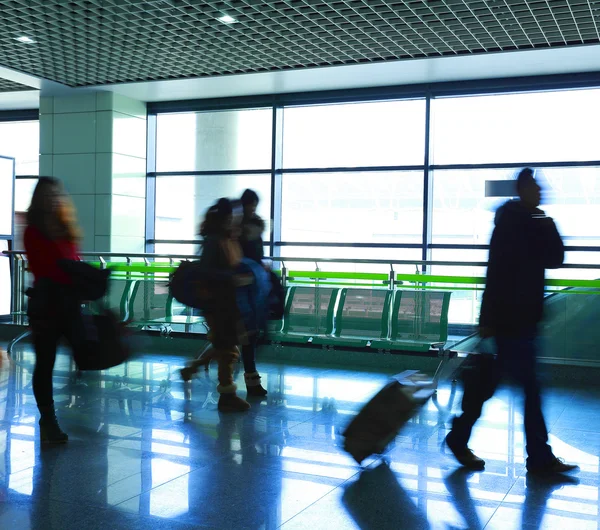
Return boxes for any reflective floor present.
[0,345,598,529]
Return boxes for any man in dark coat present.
[445,168,578,475]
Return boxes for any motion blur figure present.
[180,198,251,413]
[239,189,268,397]
[24,177,82,443]
[445,168,578,475]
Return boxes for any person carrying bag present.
[24,178,130,444]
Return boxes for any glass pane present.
[431,168,507,246]
[432,167,600,248]
[14,178,37,251]
[154,242,271,258]
[283,99,426,168]
[432,89,600,164]
[154,243,200,257]
[156,109,272,172]
[429,249,488,328]
[14,178,37,212]
[154,174,272,240]
[281,171,423,245]
[277,246,421,274]
[541,167,600,247]
[0,157,14,236]
[548,252,600,281]
[0,121,39,175]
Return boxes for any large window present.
[153,109,273,248]
[431,90,600,165]
[430,88,600,323]
[156,109,272,172]
[149,85,600,327]
[0,119,41,250]
[0,120,39,176]
[155,173,271,240]
[281,171,423,245]
[279,99,426,262]
[283,100,426,168]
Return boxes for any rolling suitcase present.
[343,370,435,464]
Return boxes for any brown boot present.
[245,372,268,397]
[217,385,250,413]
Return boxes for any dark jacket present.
[479,200,564,336]
[240,215,265,263]
[198,235,237,286]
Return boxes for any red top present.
[24,225,80,285]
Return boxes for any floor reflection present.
[343,462,431,529]
[0,345,597,529]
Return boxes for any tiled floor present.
[0,346,597,529]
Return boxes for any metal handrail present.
[5,249,600,269]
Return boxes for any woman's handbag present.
[72,304,133,371]
[57,259,110,301]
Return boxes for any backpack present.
[169,260,212,311]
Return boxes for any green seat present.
[313,288,392,348]
[271,286,339,344]
[126,278,203,333]
[148,290,205,332]
[265,286,289,337]
[85,276,137,323]
[372,290,451,352]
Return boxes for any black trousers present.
[449,331,554,468]
[241,335,258,374]
[28,283,83,409]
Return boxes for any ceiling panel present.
[0,0,598,88]
[0,77,35,92]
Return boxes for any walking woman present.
[181,198,251,412]
[25,177,82,443]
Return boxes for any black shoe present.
[527,457,579,475]
[244,372,268,397]
[39,417,68,444]
[445,434,485,470]
[38,403,68,444]
[246,384,268,397]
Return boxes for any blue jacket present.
[236,258,270,334]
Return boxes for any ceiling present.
[0,0,600,94]
[0,77,31,92]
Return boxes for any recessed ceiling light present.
[217,14,237,24]
[15,36,36,44]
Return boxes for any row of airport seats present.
[14,257,446,355]
[103,271,451,353]
[268,286,451,353]
[104,275,204,333]
[8,261,451,357]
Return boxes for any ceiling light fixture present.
[15,36,36,44]
[217,14,237,24]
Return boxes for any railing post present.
[281,262,287,288]
[143,257,151,320]
[11,254,22,325]
[19,256,27,325]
